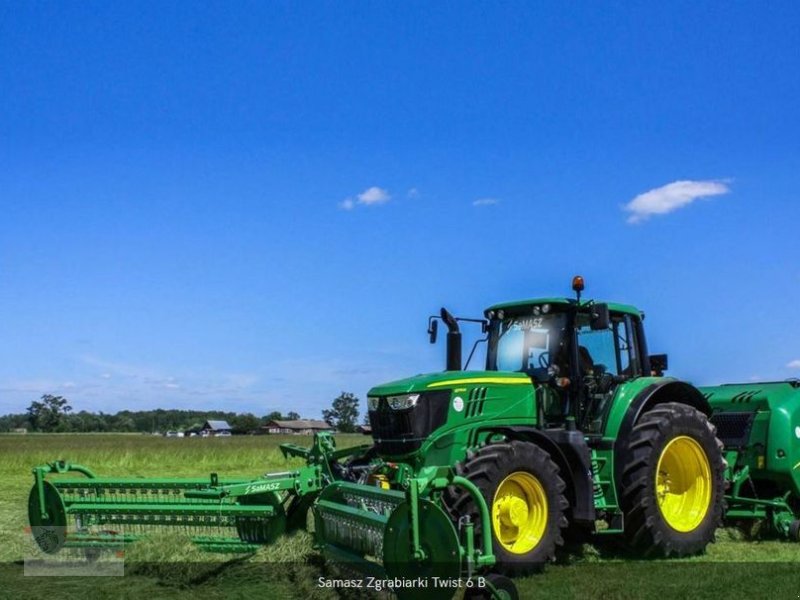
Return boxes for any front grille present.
[368,391,450,455]
[710,411,756,449]
[466,387,487,417]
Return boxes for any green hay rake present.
[29,433,348,554]
[29,432,502,598]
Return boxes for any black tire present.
[619,402,725,557]
[446,440,568,575]
[464,573,519,600]
[789,519,800,542]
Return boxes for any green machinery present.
[703,381,800,539]
[28,276,800,597]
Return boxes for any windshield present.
[487,311,569,373]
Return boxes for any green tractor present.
[28,277,800,598]
[353,274,727,573]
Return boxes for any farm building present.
[201,420,232,436]
[262,419,333,435]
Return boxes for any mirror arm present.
[464,336,488,370]
[454,317,488,325]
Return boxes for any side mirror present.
[428,319,438,344]
[650,354,668,376]
[590,303,610,330]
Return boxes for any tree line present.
[0,394,302,433]
[0,392,364,434]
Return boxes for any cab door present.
[576,312,642,432]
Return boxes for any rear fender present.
[617,379,711,440]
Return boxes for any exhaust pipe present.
[440,307,461,371]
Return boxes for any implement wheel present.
[383,500,461,599]
[619,402,724,556]
[447,441,568,575]
[28,480,67,554]
[465,574,519,600]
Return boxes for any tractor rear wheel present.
[447,441,568,575]
[619,402,724,556]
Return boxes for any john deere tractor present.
[28,277,800,598]
[356,274,727,574]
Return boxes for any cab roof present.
[485,297,643,318]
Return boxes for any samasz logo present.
[244,481,280,494]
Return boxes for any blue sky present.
[1,2,798,418]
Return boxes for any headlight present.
[367,397,380,411]
[387,393,420,410]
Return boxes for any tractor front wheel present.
[619,402,725,556]
[447,441,568,575]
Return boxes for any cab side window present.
[577,314,640,377]
[578,328,617,374]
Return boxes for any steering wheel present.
[538,351,550,368]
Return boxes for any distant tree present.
[1,404,328,434]
[322,392,360,433]
[113,415,136,432]
[26,394,72,432]
[230,413,261,434]
[0,413,31,432]
[262,410,301,422]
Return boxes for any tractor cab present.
[482,277,653,433]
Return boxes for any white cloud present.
[624,179,730,224]
[339,186,391,210]
[407,187,419,198]
[473,198,499,206]
[357,186,390,205]
[787,359,800,369]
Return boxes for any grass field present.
[1,434,799,599]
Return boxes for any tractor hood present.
[368,370,531,397]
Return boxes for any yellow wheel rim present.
[655,436,712,532]
[491,471,548,554]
